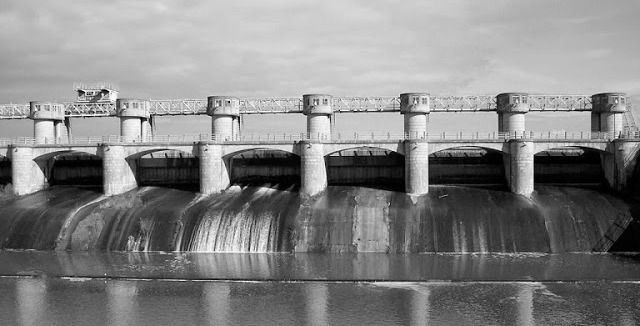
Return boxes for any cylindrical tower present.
[10,146,46,195]
[303,94,332,140]
[116,99,150,142]
[102,144,137,196]
[508,140,534,196]
[207,96,240,141]
[400,93,430,139]
[591,93,627,138]
[199,143,229,195]
[300,141,327,196]
[29,101,65,144]
[404,140,429,195]
[497,93,530,137]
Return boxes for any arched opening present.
[0,155,10,185]
[325,147,404,191]
[37,151,103,189]
[429,146,507,189]
[130,149,199,191]
[226,149,300,189]
[534,147,605,188]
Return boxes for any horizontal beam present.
[0,130,631,146]
[0,95,632,119]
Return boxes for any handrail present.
[0,131,636,146]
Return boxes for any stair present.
[592,213,636,252]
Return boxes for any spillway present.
[0,185,636,253]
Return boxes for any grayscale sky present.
[0,0,638,137]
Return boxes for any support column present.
[405,140,429,195]
[303,94,332,140]
[102,144,137,196]
[29,101,65,144]
[497,93,529,137]
[116,99,150,142]
[603,140,639,192]
[591,93,627,138]
[300,141,326,196]
[64,117,72,142]
[508,140,534,196]
[10,146,46,195]
[232,116,241,140]
[141,118,152,142]
[207,96,240,141]
[199,143,229,195]
[400,93,430,139]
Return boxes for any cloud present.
[0,0,639,136]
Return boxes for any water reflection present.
[16,278,46,326]
[304,284,328,326]
[203,283,230,326]
[1,251,639,281]
[410,286,429,326]
[107,281,137,326]
[1,278,639,325]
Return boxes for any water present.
[0,252,639,325]
[0,185,636,253]
[0,185,639,325]
[1,278,639,326]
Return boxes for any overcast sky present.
[1,0,639,136]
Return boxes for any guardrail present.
[0,131,634,146]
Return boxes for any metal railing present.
[0,131,636,147]
[0,95,634,118]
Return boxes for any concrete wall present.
[326,154,404,191]
[0,158,10,184]
[230,155,300,186]
[136,157,199,189]
[50,157,103,186]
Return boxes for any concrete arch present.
[429,143,507,155]
[323,143,404,156]
[124,145,198,160]
[33,149,101,162]
[125,148,197,161]
[222,147,300,160]
[221,144,299,157]
[533,143,609,155]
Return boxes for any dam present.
[0,86,638,254]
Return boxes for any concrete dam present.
[0,87,639,253]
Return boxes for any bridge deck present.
[0,94,631,119]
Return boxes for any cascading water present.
[181,185,299,252]
[0,184,636,253]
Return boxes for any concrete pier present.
[10,146,46,195]
[199,143,229,195]
[207,96,240,141]
[591,93,627,137]
[102,145,137,196]
[29,102,65,144]
[116,99,150,142]
[404,140,429,195]
[400,93,430,195]
[300,141,327,196]
[508,140,534,196]
[497,93,529,136]
[303,94,332,140]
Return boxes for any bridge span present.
[0,132,638,199]
[0,89,638,198]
